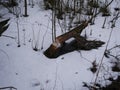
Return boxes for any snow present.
[0,0,120,90]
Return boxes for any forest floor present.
[0,0,120,90]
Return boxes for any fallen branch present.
[0,86,17,90]
[1,35,16,39]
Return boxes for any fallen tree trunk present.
[44,21,105,58]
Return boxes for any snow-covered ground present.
[0,0,120,90]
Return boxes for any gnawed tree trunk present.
[44,21,105,58]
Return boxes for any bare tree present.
[23,0,28,17]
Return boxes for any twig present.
[102,17,107,28]
[16,18,20,47]
[88,0,114,23]
[1,35,16,39]
[105,0,114,8]
[53,64,58,90]
[0,86,17,90]
[35,23,41,50]
[107,45,120,51]
[32,24,36,49]
[0,48,9,61]
[41,20,49,50]
[0,3,13,13]
[93,27,114,86]
[57,19,64,34]
[101,64,113,78]
[58,75,64,90]
[78,50,92,63]
[107,53,120,60]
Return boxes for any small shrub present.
[100,6,111,16]
[88,1,100,8]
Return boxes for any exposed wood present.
[44,44,60,58]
